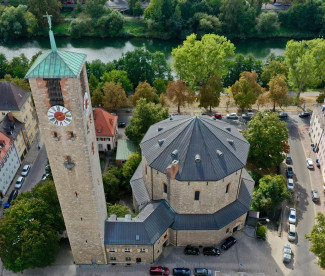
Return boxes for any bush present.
[69,19,88,38]
[316,91,325,104]
[256,11,279,35]
[107,203,132,217]
[248,170,263,185]
[256,225,267,239]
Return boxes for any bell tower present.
[25,15,107,264]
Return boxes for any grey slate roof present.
[104,201,175,245]
[0,82,30,111]
[130,162,150,210]
[140,115,250,181]
[0,114,25,140]
[105,170,254,245]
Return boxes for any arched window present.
[194,191,200,201]
[163,183,167,194]
[226,183,231,193]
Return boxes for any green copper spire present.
[45,12,57,52]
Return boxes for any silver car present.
[226,113,238,120]
[21,165,31,176]
[15,176,25,189]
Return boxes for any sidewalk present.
[298,125,325,215]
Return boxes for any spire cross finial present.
[43,12,52,30]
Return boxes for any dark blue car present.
[286,166,293,178]
[173,268,191,276]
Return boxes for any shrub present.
[256,225,267,239]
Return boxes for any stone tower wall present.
[28,65,107,264]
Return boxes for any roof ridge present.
[57,51,77,76]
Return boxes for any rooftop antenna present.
[43,12,57,52]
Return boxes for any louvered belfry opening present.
[45,79,64,106]
[80,70,86,97]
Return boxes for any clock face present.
[84,92,89,115]
[47,105,72,126]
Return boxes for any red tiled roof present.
[0,131,12,163]
[93,108,117,137]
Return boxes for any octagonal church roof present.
[140,115,250,182]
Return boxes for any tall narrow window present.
[80,71,87,97]
[194,191,200,201]
[163,183,167,194]
[226,183,231,193]
[45,79,64,106]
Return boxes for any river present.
[0,37,290,63]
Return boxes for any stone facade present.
[106,230,168,264]
[310,106,324,149]
[142,155,242,214]
[28,65,107,265]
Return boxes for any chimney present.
[166,159,179,180]
[8,112,14,122]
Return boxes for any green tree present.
[7,0,28,6]
[0,54,8,79]
[107,203,132,217]
[151,51,172,81]
[28,0,61,28]
[256,225,267,239]
[251,175,291,215]
[153,78,167,95]
[172,33,235,89]
[103,167,122,203]
[2,75,30,91]
[0,181,64,272]
[198,75,223,112]
[96,11,124,37]
[194,13,222,37]
[125,98,169,146]
[316,91,325,104]
[167,80,196,113]
[243,112,289,168]
[102,70,133,91]
[102,82,127,110]
[7,54,29,78]
[267,74,290,111]
[0,5,37,40]
[91,89,103,106]
[305,212,325,269]
[133,1,143,16]
[83,0,107,19]
[223,54,263,87]
[256,11,279,35]
[122,152,141,188]
[261,60,288,87]
[69,19,88,38]
[231,71,263,111]
[86,60,107,79]
[130,81,158,105]
[89,74,99,93]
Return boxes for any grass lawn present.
[122,19,146,37]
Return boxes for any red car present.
[150,266,170,275]
[285,142,290,153]
[214,113,222,119]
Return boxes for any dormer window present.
[97,129,102,133]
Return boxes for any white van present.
[288,224,296,242]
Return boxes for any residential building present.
[104,115,254,264]
[0,112,28,160]
[93,108,118,151]
[0,81,38,158]
[310,104,325,181]
[116,139,137,167]
[0,131,20,195]
[25,18,107,264]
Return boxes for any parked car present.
[150,266,170,275]
[213,113,222,119]
[242,112,254,120]
[288,208,296,224]
[15,176,25,189]
[173,268,191,276]
[311,189,320,202]
[306,158,314,169]
[3,202,10,209]
[118,122,126,128]
[8,189,18,204]
[194,268,212,276]
[279,112,288,119]
[288,224,296,242]
[299,111,310,118]
[221,236,237,250]
[285,142,290,153]
[274,2,282,6]
[184,245,200,255]
[286,166,293,178]
[283,243,292,263]
[202,247,220,256]
[287,178,294,191]
[286,156,292,164]
[21,164,31,176]
[41,173,50,182]
[226,113,238,119]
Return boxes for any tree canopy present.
[243,112,289,168]
[28,0,61,28]
[256,11,279,35]
[101,70,133,91]
[172,33,235,89]
[166,80,195,113]
[198,75,223,112]
[125,98,169,146]
[305,212,325,269]
[0,180,64,272]
[130,81,158,105]
[267,74,290,111]
[261,60,288,87]
[102,81,127,110]
[251,174,291,216]
[122,152,142,185]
